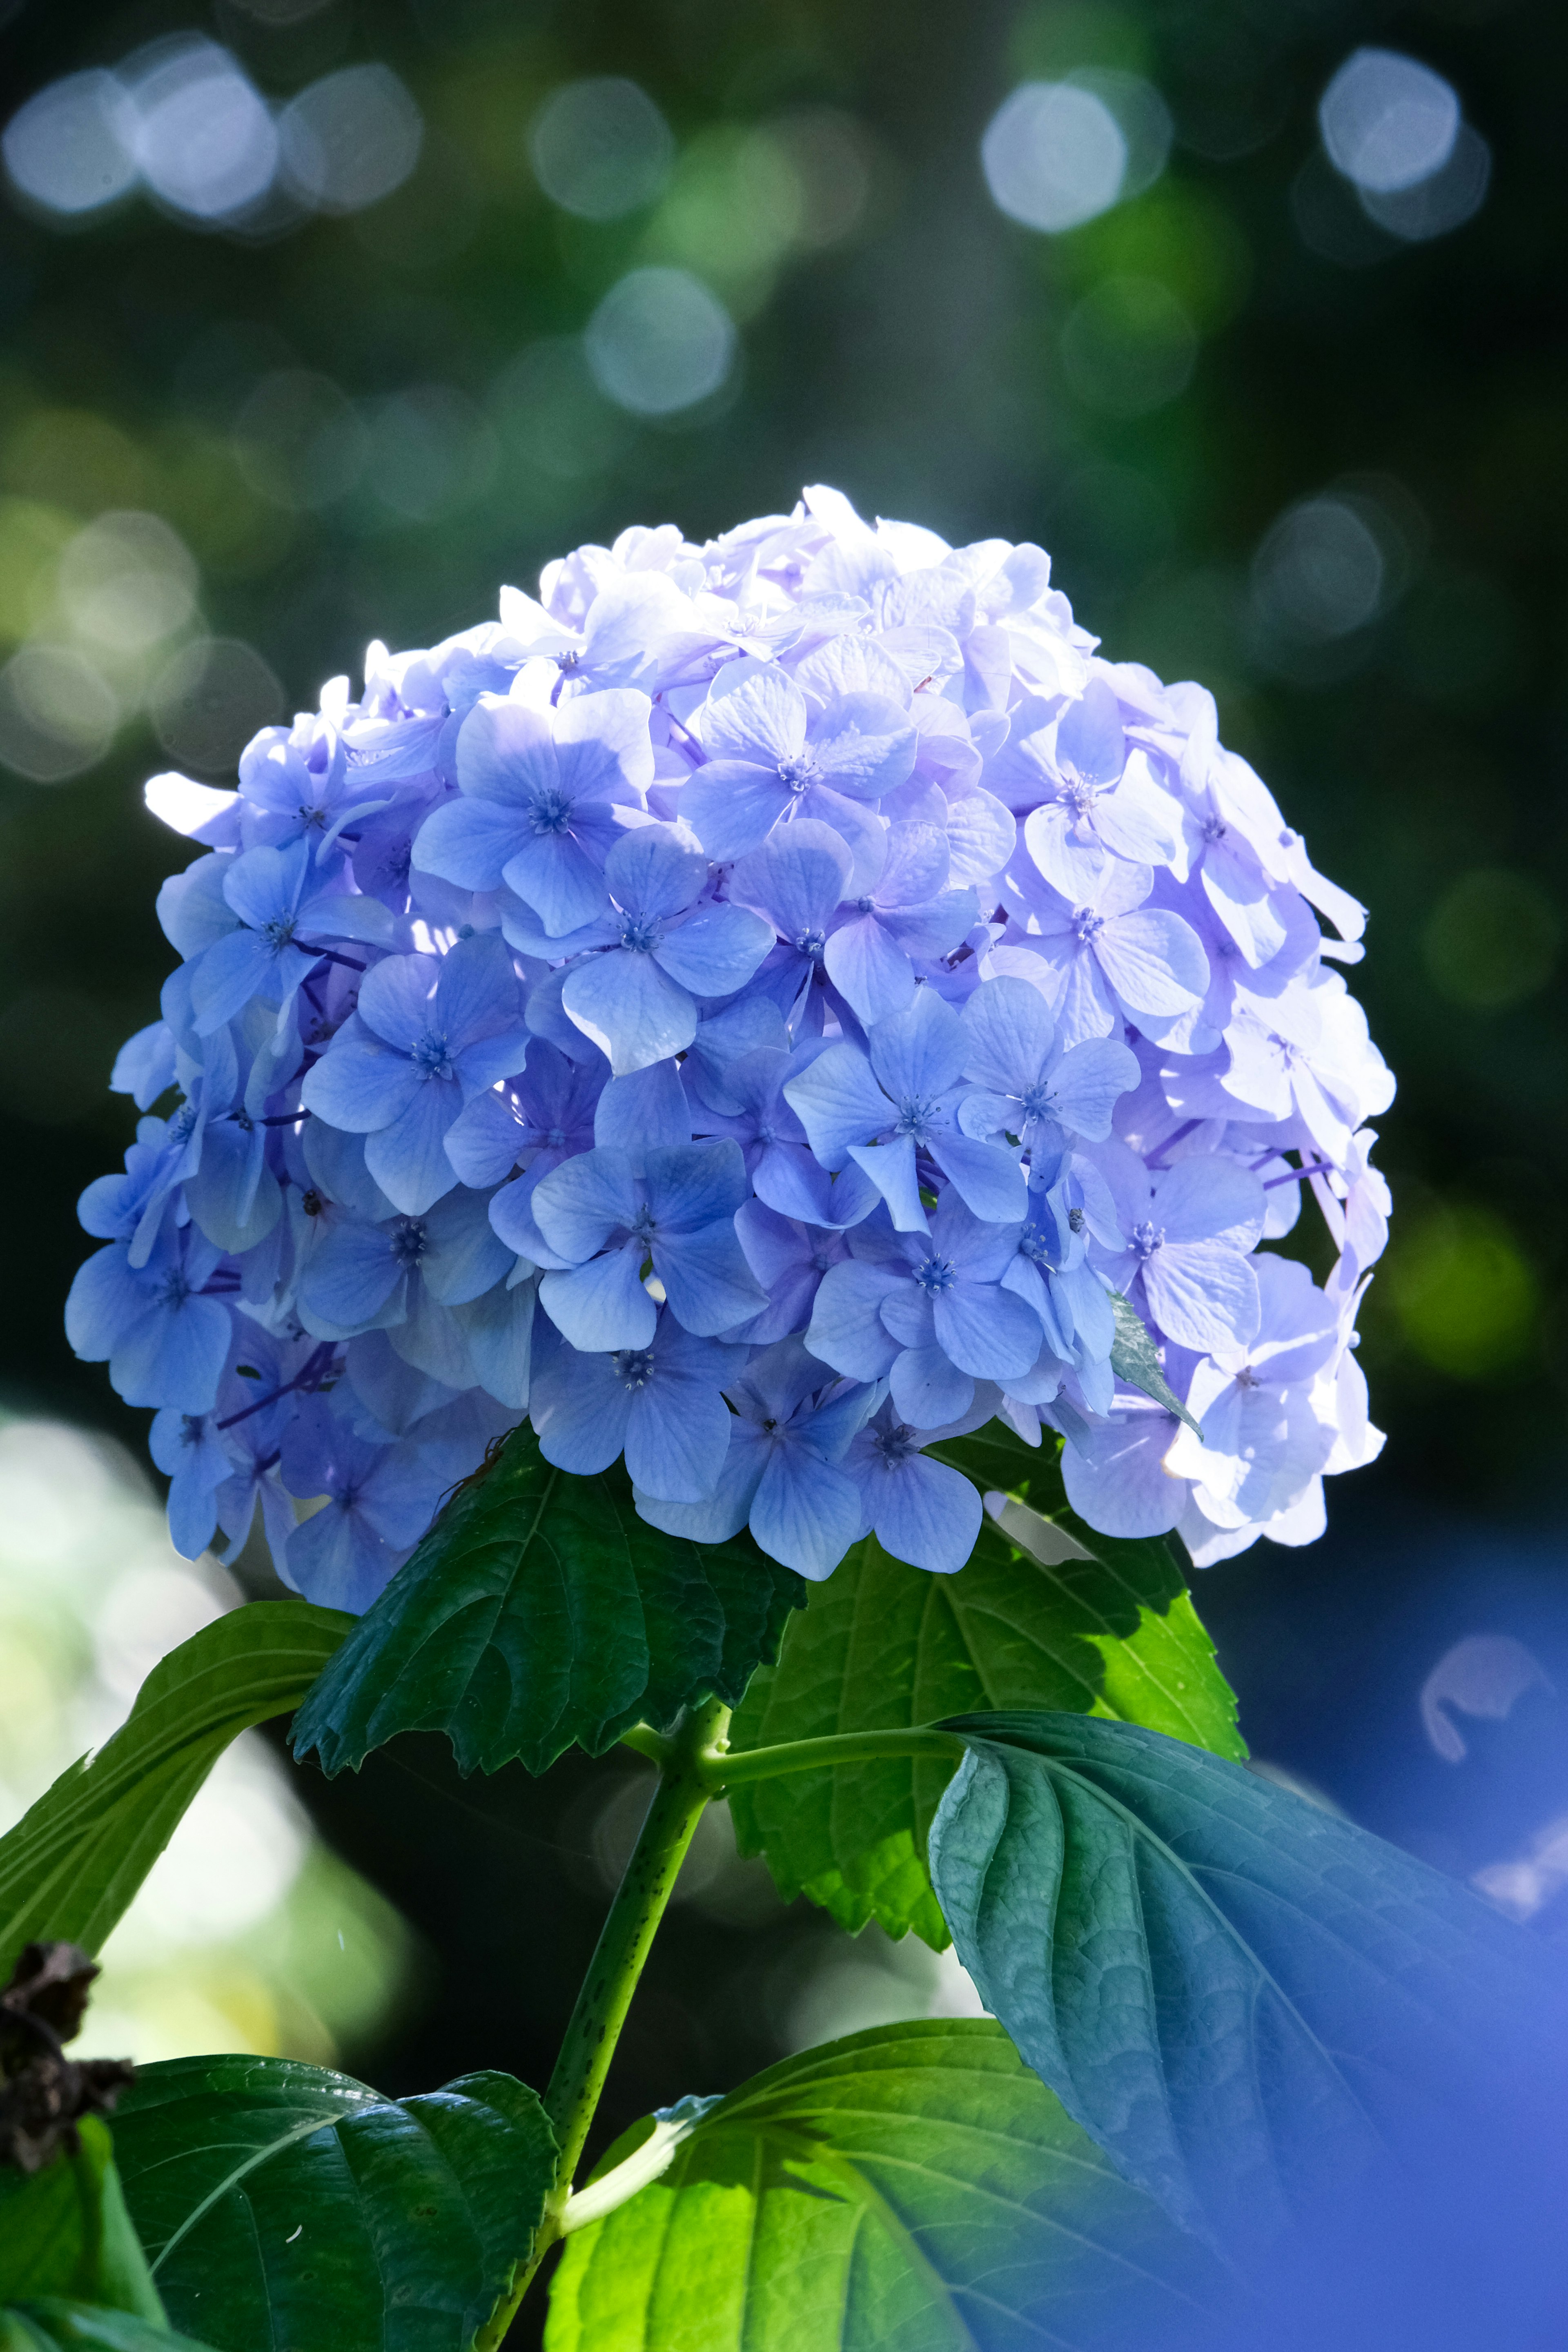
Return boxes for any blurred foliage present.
[0,1414,413,2068]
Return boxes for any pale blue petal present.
[110,1295,231,1413]
[847,1137,928,1232]
[562,948,696,1076]
[933,1282,1041,1378]
[823,915,916,1027]
[604,824,707,921]
[532,1343,634,1474]
[804,1259,903,1381]
[301,1015,421,1134]
[653,902,773,996]
[1047,1036,1140,1139]
[678,764,786,861]
[962,975,1055,1096]
[749,1444,862,1578]
[729,820,850,937]
[594,1061,691,1168]
[625,1371,732,1502]
[297,1220,404,1332]
[927,1131,1027,1224]
[866,987,966,1102]
[501,829,608,936]
[532,1146,639,1261]
[653,1220,766,1336]
[644,1139,748,1234]
[889,1344,973,1428]
[539,1245,656,1351]
[633,1420,767,1543]
[365,1079,464,1214]
[783,1043,889,1166]
[871,1453,981,1572]
[411,793,523,891]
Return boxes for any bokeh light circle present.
[1319,49,1460,195]
[528,77,675,221]
[980,82,1127,234]
[584,267,735,416]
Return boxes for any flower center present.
[1131,1218,1164,1259]
[1018,1080,1056,1120]
[793,927,826,959]
[872,1420,920,1468]
[619,914,661,953]
[169,1100,199,1143]
[156,1270,191,1309]
[1068,1205,1086,1232]
[411,1029,454,1080]
[1060,775,1098,819]
[390,1215,429,1265]
[855,896,876,915]
[546,1126,567,1148]
[1202,814,1227,844]
[528,786,575,836]
[262,913,298,952]
[628,1205,658,1247]
[913,1254,957,1294]
[1018,1228,1055,1266]
[1071,907,1104,945]
[776,754,819,795]
[612,1347,656,1390]
[892,1093,938,1140]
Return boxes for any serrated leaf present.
[1,2304,214,2352]
[0,1597,349,1986]
[544,2020,1226,2352]
[111,2056,555,2352]
[0,2122,163,2325]
[291,1423,804,1778]
[728,1423,1240,1946]
[1107,1294,1202,1434]
[928,1711,1568,2259]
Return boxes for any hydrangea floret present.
[68,486,1393,1611]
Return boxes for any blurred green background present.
[0,0,1565,2307]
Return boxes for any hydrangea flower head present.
[69,486,1393,1606]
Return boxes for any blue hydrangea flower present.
[633,1339,871,1577]
[530,1139,764,1351]
[548,826,774,1076]
[301,932,531,1214]
[413,686,653,936]
[784,987,1027,1231]
[842,1401,983,1573]
[69,484,1394,1598]
[529,1311,746,1502]
[679,661,917,862]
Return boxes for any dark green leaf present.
[728,1423,1240,1945]
[1107,1294,1202,1435]
[545,2020,1226,2352]
[291,1423,803,1777]
[2,2303,214,2351]
[0,1604,351,1983]
[112,2056,556,2352]
[0,2121,164,2324]
[928,1711,1568,2255]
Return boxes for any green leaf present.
[927,1711,1568,2255]
[1107,1294,1202,1435]
[544,2020,1226,2352]
[728,1423,1240,1946]
[1,2304,214,2352]
[0,1603,351,1983]
[291,1423,804,1777]
[111,2056,556,2352]
[0,2122,164,2324]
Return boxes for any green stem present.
[700,1724,966,1790]
[475,1696,729,2349]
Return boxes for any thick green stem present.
[475,1696,729,2349]
[701,1724,966,1790]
